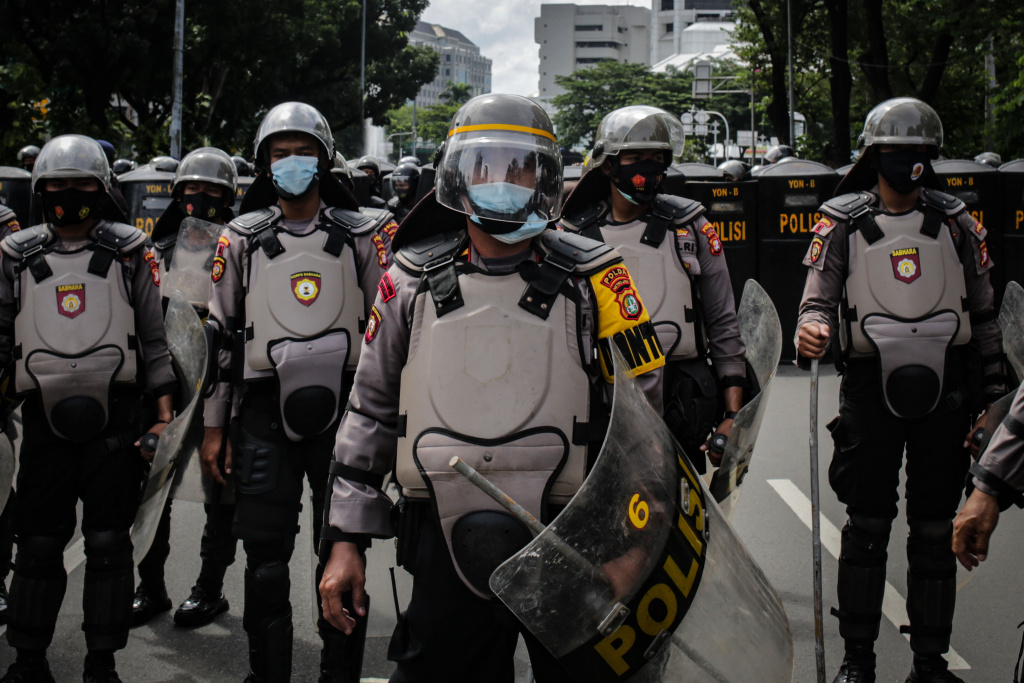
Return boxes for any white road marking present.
[0,538,87,639]
[767,478,970,671]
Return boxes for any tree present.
[409,80,475,147]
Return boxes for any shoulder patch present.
[229,207,279,235]
[812,215,836,236]
[822,192,874,221]
[372,234,389,269]
[590,262,665,381]
[699,222,723,256]
[211,256,226,282]
[365,306,382,343]
[652,194,705,223]
[536,228,618,275]
[144,249,161,286]
[216,234,230,258]
[382,219,399,240]
[377,272,396,303]
[803,234,831,270]
[979,240,991,269]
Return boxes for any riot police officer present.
[763,144,796,165]
[560,105,747,472]
[0,135,176,683]
[319,94,665,681]
[718,159,748,181]
[796,98,1006,683]
[112,159,135,176]
[131,147,240,629]
[202,102,395,682]
[973,152,1001,169]
[386,162,420,222]
[16,146,39,173]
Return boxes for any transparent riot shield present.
[161,217,223,310]
[131,293,207,563]
[708,280,782,520]
[490,349,793,682]
[0,433,13,514]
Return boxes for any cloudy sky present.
[421,0,647,97]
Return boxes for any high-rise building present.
[409,21,493,108]
[534,4,652,104]
[650,0,734,65]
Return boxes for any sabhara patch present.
[365,306,382,343]
[377,272,396,303]
[56,283,85,319]
[700,223,723,256]
[599,265,644,321]
[890,247,921,284]
[809,237,824,263]
[372,234,388,269]
[291,271,321,306]
[211,256,226,282]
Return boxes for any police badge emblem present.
[56,283,86,319]
[891,247,921,283]
[291,272,321,306]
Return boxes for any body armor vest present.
[7,224,140,440]
[234,208,370,440]
[841,207,971,417]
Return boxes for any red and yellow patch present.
[589,263,664,382]
[365,306,382,343]
[700,223,723,256]
[372,234,388,269]
[56,283,85,319]
[599,265,644,321]
[377,272,396,303]
[809,237,824,263]
[215,235,229,258]
[144,251,160,286]
[211,256,226,283]
[382,220,399,240]
[676,228,689,238]
[54,206,64,220]
[980,240,990,268]
[291,271,321,306]
[6,219,20,232]
[890,247,922,284]
[812,217,834,234]
[974,222,985,236]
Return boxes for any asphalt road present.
[2,365,1023,682]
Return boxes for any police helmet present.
[17,145,40,162]
[857,97,943,156]
[436,93,563,225]
[112,159,135,175]
[151,156,180,173]
[589,105,685,169]
[96,140,117,165]
[974,152,1001,169]
[399,155,420,166]
[254,102,334,167]
[31,135,112,193]
[173,147,238,206]
[332,152,353,180]
[764,145,795,165]
[392,162,421,200]
[356,156,380,177]
[717,160,748,181]
[231,156,253,177]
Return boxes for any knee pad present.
[7,536,68,649]
[82,530,134,651]
[834,516,892,643]
[905,519,956,656]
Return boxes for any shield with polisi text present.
[489,348,793,682]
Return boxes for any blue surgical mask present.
[271,155,319,198]
[470,213,549,244]
[467,182,534,218]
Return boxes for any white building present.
[650,0,734,66]
[535,4,652,103]
[409,22,492,108]
[650,21,737,73]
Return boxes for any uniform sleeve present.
[585,262,665,413]
[795,218,848,357]
[691,216,746,379]
[953,212,1006,402]
[0,257,18,370]
[203,232,244,428]
[327,264,415,540]
[974,382,1024,496]
[352,224,395,318]
[132,245,176,396]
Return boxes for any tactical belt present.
[328,460,385,491]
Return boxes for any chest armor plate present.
[601,221,697,359]
[396,270,591,503]
[244,229,362,373]
[843,210,971,357]
[15,249,137,394]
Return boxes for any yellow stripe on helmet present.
[448,124,556,142]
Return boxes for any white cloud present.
[421,0,646,97]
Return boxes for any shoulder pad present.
[1,224,53,259]
[652,194,705,223]
[0,205,16,226]
[228,206,281,236]
[153,234,176,253]
[822,192,875,220]
[386,196,400,210]
[559,202,606,233]
[535,229,619,276]
[93,221,147,254]
[321,206,376,236]
[395,230,465,273]
[920,188,966,216]
[357,207,396,235]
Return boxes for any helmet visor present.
[596,107,685,161]
[436,130,563,224]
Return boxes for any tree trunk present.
[860,0,893,102]
[824,0,853,167]
[917,32,954,102]
[748,0,793,145]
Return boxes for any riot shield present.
[977,281,1024,454]
[161,217,224,310]
[0,433,13,514]
[708,280,782,520]
[131,294,207,563]
[490,349,793,682]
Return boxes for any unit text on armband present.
[599,320,664,378]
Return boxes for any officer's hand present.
[964,410,989,458]
[953,488,1000,570]
[797,323,831,359]
[700,418,734,467]
[200,427,231,486]
[320,542,367,634]
[135,422,169,464]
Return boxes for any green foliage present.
[405,80,475,147]
[0,0,439,164]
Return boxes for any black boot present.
[82,650,122,683]
[174,584,229,627]
[0,581,8,626]
[906,655,964,683]
[832,643,876,683]
[319,628,362,683]
[0,651,55,683]
[131,582,171,627]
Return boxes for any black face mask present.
[41,188,106,227]
[876,149,931,194]
[611,159,668,204]
[178,192,224,222]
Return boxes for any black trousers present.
[389,507,578,683]
[7,390,147,651]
